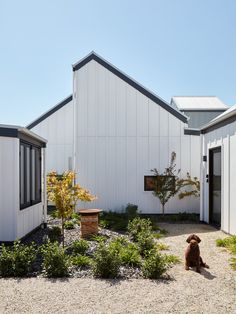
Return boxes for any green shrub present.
[71,255,92,267]
[142,251,171,279]
[41,241,70,277]
[99,219,110,229]
[99,211,128,231]
[156,243,169,251]
[48,226,61,242]
[119,243,141,267]
[216,236,236,248]
[136,231,155,256]
[230,257,236,270]
[127,217,153,242]
[92,243,121,278]
[48,209,59,218]
[71,239,89,255]
[90,234,107,243]
[125,203,138,218]
[70,212,80,221]
[64,220,76,230]
[0,241,37,277]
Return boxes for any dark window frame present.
[20,140,42,210]
[144,175,176,192]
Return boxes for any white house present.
[200,105,236,235]
[0,125,47,241]
[28,52,208,214]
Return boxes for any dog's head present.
[186,234,201,245]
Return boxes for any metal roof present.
[171,96,228,111]
[27,95,73,129]
[0,124,47,144]
[201,104,236,133]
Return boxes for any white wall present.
[32,99,73,174]
[201,121,236,234]
[0,137,18,241]
[73,60,200,213]
[0,137,44,241]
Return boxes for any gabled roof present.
[171,96,228,111]
[73,52,188,123]
[27,95,73,129]
[201,104,236,133]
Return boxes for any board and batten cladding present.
[201,121,236,234]
[73,59,200,213]
[31,99,74,173]
[0,136,44,241]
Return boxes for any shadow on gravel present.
[159,223,218,238]
[199,268,217,280]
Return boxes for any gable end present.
[73,53,188,123]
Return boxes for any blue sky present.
[0,0,236,126]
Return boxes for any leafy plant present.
[178,173,200,199]
[71,239,89,255]
[47,171,96,246]
[127,217,153,242]
[156,243,169,251]
[48,226,62,242]
[151,152,182,215]
[125,203,138,218]
[216,236,236,270]
[92,243,121,278]
[136,231,155,256]
[71,255,92,267]
[90,234,107,243]
[0,241,37,277]
[119,243,141,267]
[99,211,129,231]
[230,257,236,270]
[41,241,71,277]
[142,250,173,279]
[216,236,236,248]
[70,212,80,221]
[64,220,76,230]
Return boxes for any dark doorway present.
[209,147,221,227]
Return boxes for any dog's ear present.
[194,235,201,243]
[186,234,194,243]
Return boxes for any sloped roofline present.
[201,104,236,134]
[73,52,188,123]
[27,95,73,129]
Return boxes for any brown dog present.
[185,234,209,273]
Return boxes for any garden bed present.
[0,213,178,279]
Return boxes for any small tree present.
[151,153,200,215]
[47,171,96,246]
[151,152,182,215]
[178,173,200,199]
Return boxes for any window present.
[144,175,175,192]
[20,141,42,209]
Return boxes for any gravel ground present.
[0,223,235,314]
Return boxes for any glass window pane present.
[20,145,24,205]
[31,149,36,201]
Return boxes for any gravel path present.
[0,223,235,314]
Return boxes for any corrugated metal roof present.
[171,96,228,111]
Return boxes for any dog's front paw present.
[204,264,209,269]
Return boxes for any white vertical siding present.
[32,99,73,173]
[74,60,200,213]
[202,121,236,235]
[0,137,44,241]
[0,138,18,241]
